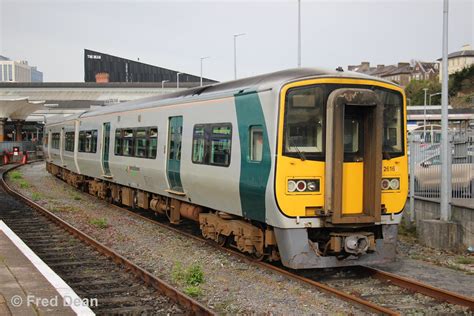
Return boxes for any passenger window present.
[85,131,93,152]
[343,118,360,153]
[91,130,98,153]
[134,129,147,157]
[122,129,134,156]
[148,128,158,159]
[192,126,206,163]
[250,126,263,162]
[65,132,75,152]
[78,130,97,153]
[52,133,60,149]
[114,129,122,155]
[210,125,231,166]
[191,123,231,167]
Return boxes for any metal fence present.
[409,130,474,200]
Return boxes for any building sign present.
[87,54,102,60]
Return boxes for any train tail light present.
[287,179,320,193]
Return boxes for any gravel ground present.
[397,232,474,275]
[8,162,367,315]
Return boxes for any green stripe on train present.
[234,91,271,222]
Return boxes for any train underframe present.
[46,162,398,269]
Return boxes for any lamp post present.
[161,80,169,89]
[440,0,450,221]
[200,56,210,87]
[297,0,301,67]
[429,92,442,105]
[234,33,246,80]
[177,72,182,88]
[423,88,428,140]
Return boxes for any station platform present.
[0,221,94,316]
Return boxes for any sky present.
[0,0,472,82]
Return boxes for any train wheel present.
[217,234,227,246]
[252,248,265,261]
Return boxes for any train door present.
[325,89,383,224]
[166,116,183,192]
[102,122,111,177]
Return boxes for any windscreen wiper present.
[289,138,306,161]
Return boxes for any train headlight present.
[287,179,320,193]
[296,180,307,192]
[390,178,400,190]
[288,180,297,192]
[381,179,390,190]
[307,181,317,191]
[381,178,400,191]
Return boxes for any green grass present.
[185,264,204,286]
[171,262,205,297]
[18,179,30,189]
[71,192,82,201]
[8,171,23,180]
[455,256,474,265]
[89,218,108,229]
[31,192,42,201]
[8,171,30,188]
[184,285,202,297]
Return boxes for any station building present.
[84,49,217,84]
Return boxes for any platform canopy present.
[0,97,45,120]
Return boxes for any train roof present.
[51,67,399,122]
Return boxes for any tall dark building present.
[84,49,217,84]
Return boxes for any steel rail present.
[361,266,474,311]
[1,163,215,316]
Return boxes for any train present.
[44,68,408,269]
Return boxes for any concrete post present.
[0,118,6,142]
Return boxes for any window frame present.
[249,125,264,162]
[114,126,158,159]
[191,123,232,167]
[78,129,98,153]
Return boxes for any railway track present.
[106,201,474,315]
[0,164,214,316]
[6,162,474,315]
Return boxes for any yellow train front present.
[270,72,407,269]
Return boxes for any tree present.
[405,80,442,106]
[448,64,474,97]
